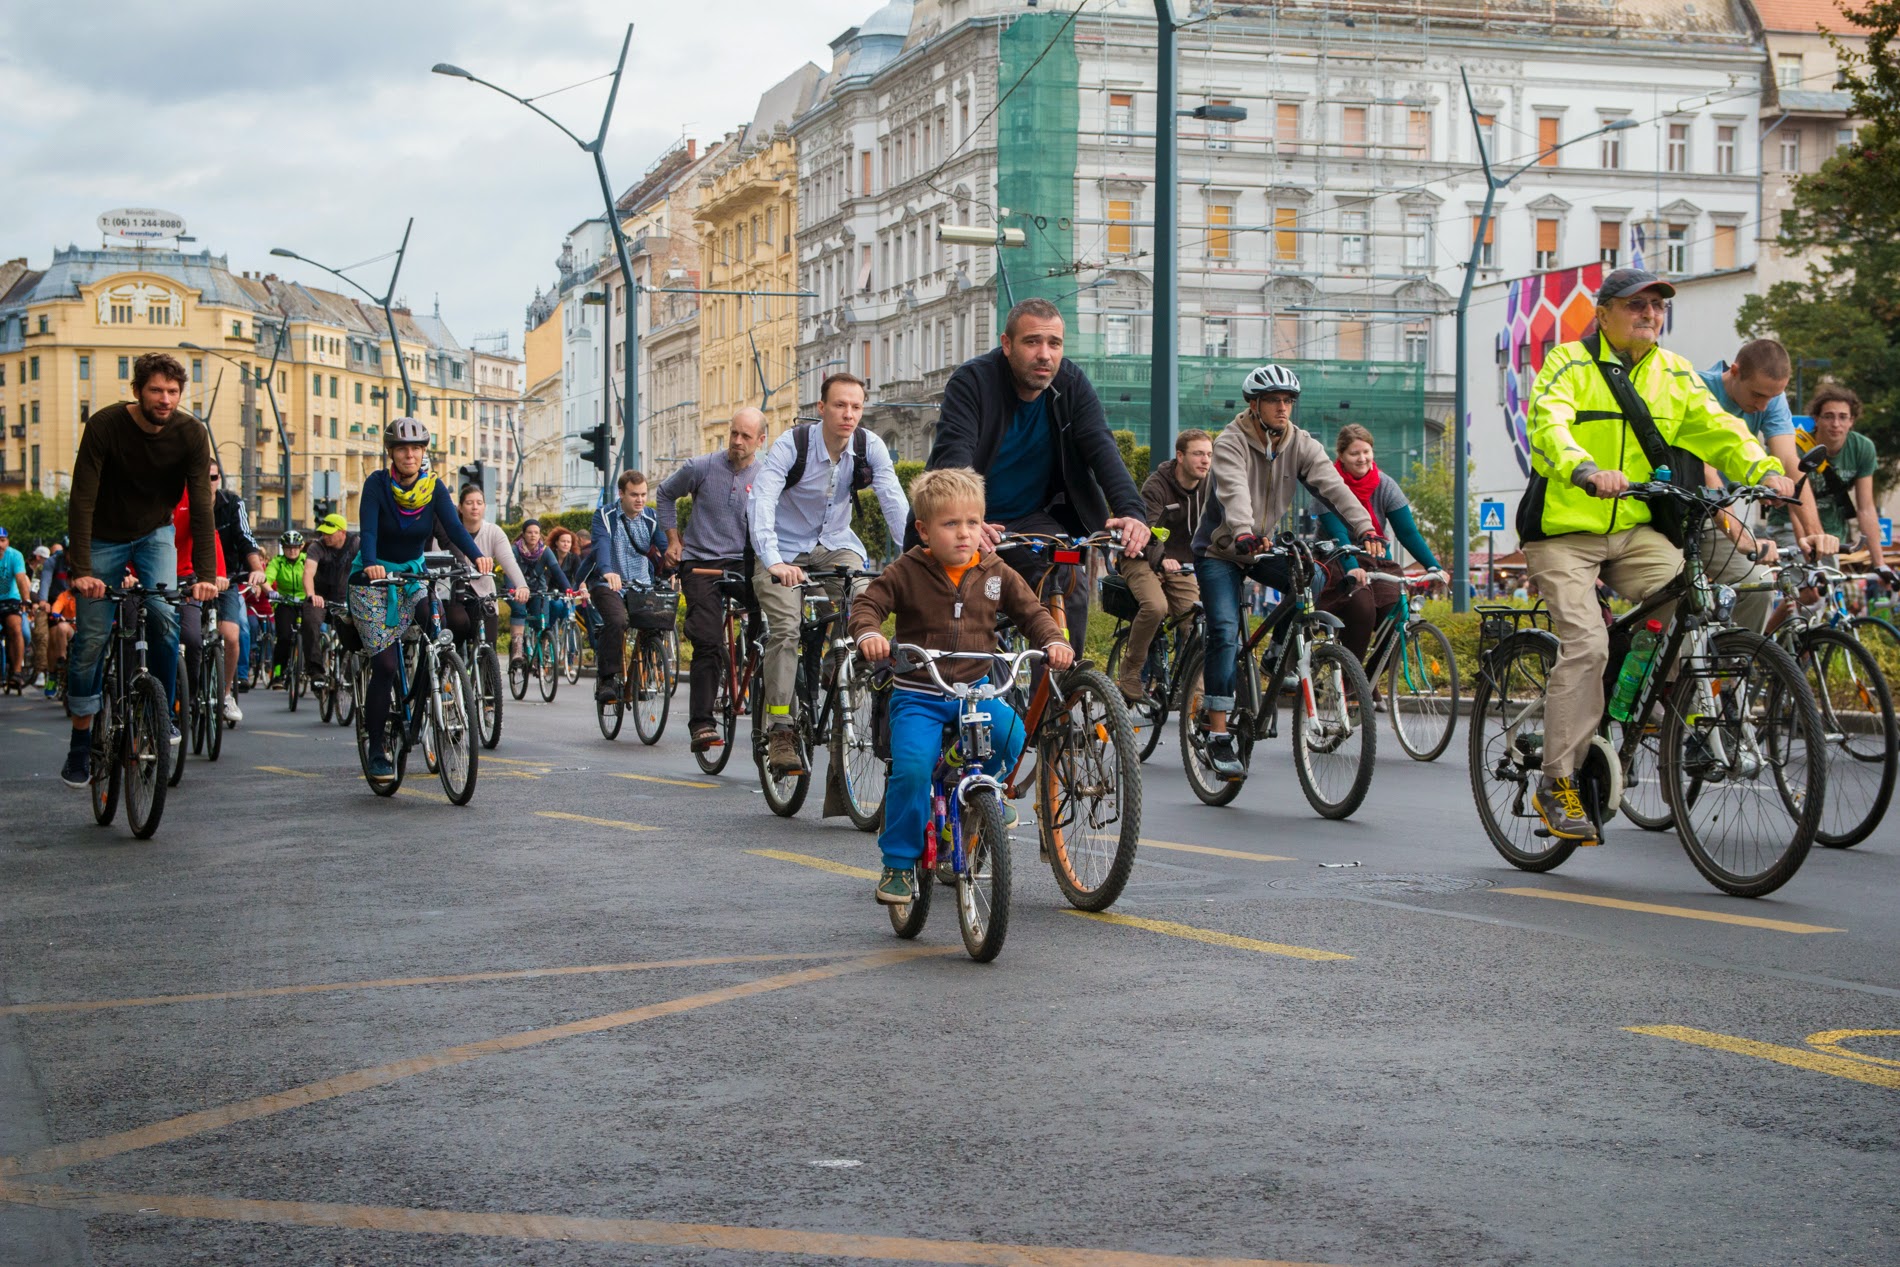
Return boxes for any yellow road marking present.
[609,771,720,789]
[1067,912,1351,961]
[249,729,300,738]
[13,727,46,736]
[488,770,541,779]
[0,1180,1346,1266]
[1496,888,1843,934]
[1803,1029,1900,1069]
[254,765,320,779]
[0,952,856,1017]
[1140,838,1295,863]
[394,787,439,802]
[1628,1026,1900,1089]
[0,947,948,1179]
[481,756,552,768]
[536,811,657,833]
[748,849,881,880]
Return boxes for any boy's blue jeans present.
[878,687,1026,871]
[66,526,180,718]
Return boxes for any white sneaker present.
[222,693,243,724]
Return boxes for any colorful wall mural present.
[1496,263,1604,475]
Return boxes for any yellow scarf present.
[390,465,437,512]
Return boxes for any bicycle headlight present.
[1712,584,1738,621]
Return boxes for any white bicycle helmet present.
[1242,364,1302,399]
[385,416,430,448]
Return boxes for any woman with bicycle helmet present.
[1310,423,1444,663]
[1189,364,1385,779]
[348,418,491,782]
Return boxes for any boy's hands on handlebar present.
[859,633,890,662]
[1044,641,1075,671]
[189,580,219,602]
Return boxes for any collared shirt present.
[1699,361,1794,441]
[590,500,657,589]
[654,450,758,560]
[748,425,910,569]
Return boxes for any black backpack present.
[784,422,873,502]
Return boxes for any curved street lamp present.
[182,318,293,529]
[269,219,417,413]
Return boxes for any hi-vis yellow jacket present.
[1526,339,1781,537]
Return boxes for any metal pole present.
[1452,69,1498,616]
[382,218,416,412]
[1150,0,1179,459]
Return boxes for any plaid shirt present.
[587,500,656,590]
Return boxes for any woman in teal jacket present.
[1311,424,1442,663]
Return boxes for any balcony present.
[0,469,23,485]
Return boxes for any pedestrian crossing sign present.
[1479,500,1506,532]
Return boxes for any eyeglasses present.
[209,475,221,483]
[1617,297,1671,314]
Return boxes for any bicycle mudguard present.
[1306,610,1345,632]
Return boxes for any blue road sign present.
[1479,500,1506,533]
[1882,517,1892,548]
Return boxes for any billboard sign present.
[97,208,187,241]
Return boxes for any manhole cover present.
[1269,871,1493,895]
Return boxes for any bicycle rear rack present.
[1475,603,1551,662]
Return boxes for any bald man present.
[655,409,768,750]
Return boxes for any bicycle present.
[169,596,225,786]
[87,582,177,839]
[1359,569,1459,762]
[880,643,1047,962]
[506,592,562,703]
[1178,534,1378,820]
[312,609,359,729]
[688,569,762,777]
[596,584,680,745]
[444,572,504,750]
[560,592,584,687]
[992,529,1143,910]
[1469,478,1824,898]
[353,555,479,804]
[1100,572,1202,762]
[268,596,304,711]
[751,566,887,831]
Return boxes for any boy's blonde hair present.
[909,466,986,525]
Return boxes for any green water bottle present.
[1608,619,1664,722]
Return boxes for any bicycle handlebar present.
[883,642,1045,698]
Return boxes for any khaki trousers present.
[1522,526,1682,780]
[754,545,863,726]
[1115,558,1199,693]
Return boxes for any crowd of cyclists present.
[15,272,1899,946]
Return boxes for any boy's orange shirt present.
[933,549,975,592]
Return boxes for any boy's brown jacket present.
[849,546,1064,687]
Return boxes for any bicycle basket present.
[1099,573,1141,622]
[626,589,678,631]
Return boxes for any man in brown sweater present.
[58,352,218,788]
[850,467,1071,904]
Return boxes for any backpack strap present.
[1583,332,1672,473]
[784,423,813,489]
[785,422,875,494]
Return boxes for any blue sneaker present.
[368,753,395,782]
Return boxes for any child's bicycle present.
[880,643,1044,962]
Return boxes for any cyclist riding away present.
[509,519,572,673]
[441,483,528,655]
[263,531,309,686]
[749,372,910,778]
[0,527,27,690]
[301,512,359,686]
[1192,363,1384,779]
[1312,423,1444,662]
[170,489,232,722]
[59,353,218,788]
[347,418,491,783]
[1114,429,1210,705]
[587,469,661,704]
[1519,268,1791,842]
[656,407,767,752]
[850,467,1071,905]
[207,460,266,719]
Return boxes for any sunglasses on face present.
[1617,298,1670,315]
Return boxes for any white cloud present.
[1,0,872,351]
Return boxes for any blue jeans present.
[1193,553,1295,713]
[66,526,180,718]
[878,686,1025,871]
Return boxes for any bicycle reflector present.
[1053,549,1083,565]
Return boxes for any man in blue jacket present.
[586,470,659,702]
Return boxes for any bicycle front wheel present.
[1662,630,1821,897]
[473,645,504,750]
[1793,626,1896,847]
[507,644,528,700]
[124,675,171,839]
[562,621,582,685]
[432,649,479,806]
[334,650,357,727]
[1468,633,1575,872]
[957,787,1012,962]
[633,634,670,745]
[537,630,559,702]
[203,640,225,761]
[830,662,887,832]
[167,653,187,789]
[752,687,810,818]
[1176,643,1249,806]
[1293,641,1377,820]
[285,657,302,712]
[1038,666,1140,911]
[1388,620,1458,762]
[1104,628,1166,762]
[356,658,405,797]
[694,649,740,775]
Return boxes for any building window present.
[191,358,203,383]
[1537,115,1560,165]
[1713,223,1737,270]
[110,303,134,324]
[1666,223,1688,274]
[118,356,130,379]
[1205,99,1233,150]
[78,355,90,381]
[331,418,339,439]
[1471,214,1495,268]
[1777,52,1803,90]
[146,304,172,325]
[1475,113,1497,160]
[1107,93,1134,144]
[1341,105,1367,158]
[1273,206,1300,263]
[354,382,363,404]
[1107,199,1134,256]
[1275,102,1300,153]
[1405,211,1432,268]
[1666,122,1690,173]
[1780,132,1802,172]
[1403,323,1429,365]
[1337,321,1366,361]
[1407,110,1431,159]
[1600,120,1624,169]
[312,372,321,395]
[1202,318,1230,359]
[1599,221,1622,268]
[1838,127,1856,151]
[1535,217,1559,270]
[1340,210,1368,266]
[1207,199,1235,260]
[329,375,339,398]
[28,356,38,381]
[1715,125,1737,174]
[31,401,39,424]
[37,314,49,333]
[79,401,89,421]
[1105,314,1133,356]
[232,320,243,338]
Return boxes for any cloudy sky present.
[3,0,875,355]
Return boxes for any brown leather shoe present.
[767,726,805,777]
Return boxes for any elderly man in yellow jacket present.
[1519,268,1794,842]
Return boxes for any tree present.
[1399,433,1474,568]
[0,492,70,548]
[1110,429,1151,486]
[1737,1,1900,476]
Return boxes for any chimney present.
[687,138,696,160]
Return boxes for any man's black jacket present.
[924,347,1145,538]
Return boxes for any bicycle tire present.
[1662,630,1821,897]
[957,786,1012,962]
[508,647,528,700]
[187,644,207,755]
[537,630,559,702]
[90,691,121,827]
[167,653,187,789]
[124,675,171,839]
[694,649,741,776]
[1617,716,1673,831]
[355,659,405,797]
[596,690,625,740]
[1176,643,1248,806]
[1038,666,1141,911]
[1293,641,1377,821]
[203,638,225,762]
[831,661,887,833]
[1848,615,1900,683]
[632,635,670,745]
[432,648,479,806]
[285,658,301,712]
[887,865,932,938]
[474,645,504,750]
[753,685,810,818]
[1104,627,1166,763]
[1468,633,1577,873]
[1791,626,1895,848]
[663,629,681,698]
[334,650,357,727]
[1388,619,1459,762]
[317,669,336,723]
[562,621,582,686]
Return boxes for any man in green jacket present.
[1521,268,1793,841]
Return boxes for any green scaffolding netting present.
[996,11,1079,334]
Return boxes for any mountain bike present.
[445,572,504,750]
[558,592,584,686]
[312,610,358,729]
[268,596,304,711]
[881,644,1048,962]
[507,593,561,703]
[169,596,224,785]
[354,556,479,805]
[1100,572,1202,762]
[597,584,679,745]
[1360,570,1459,761]
[688,569,762,777]
[88,582,176,839]
[1179,535,1378,820]
[1469,479,1824,897]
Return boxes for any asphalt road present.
[1,672,1895,1267]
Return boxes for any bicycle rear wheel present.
[887,865,932,938]
[1388,620,1458,762]
[203,640,225,762]
[334,650,357,727]
[1617,716,1673,830]
[167,651,187,789]
[694,649,740,776]
[124,675,171,839]
[432,649,479,806]
[753,687,811,817]
[1662,630,1821,897]
[1294,641,1377,820]
[473,644,504,750]
[957,787,1012,962]
[633,635,670,745]
[1038,666,1140,911]
[1468,633,1576,872]
[90,692,121,826]
[1792,626,1895,848]
[562,621,582,686]
[831,661,886,832]
[537,630,559,702]
[1104,628,1166,762]
[1176,644,1249,806]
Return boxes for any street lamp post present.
[269,219,417,416]
[182,318,292,528]
[1451,68,1637,612]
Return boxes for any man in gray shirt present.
[655,407,767,751]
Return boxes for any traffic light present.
[313,497,336,521]
[581,422,612,472]
[458,461,485,491]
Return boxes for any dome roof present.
[858,0,913,39]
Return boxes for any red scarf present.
[1336,460,1383,532]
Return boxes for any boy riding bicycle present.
[850,468,1072,906]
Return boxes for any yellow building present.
[0,242,477,532]
[518,291,565,517]
[694,65,822,450]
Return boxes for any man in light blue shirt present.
[749,372,909,776]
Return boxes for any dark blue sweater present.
[357,470,483,569]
